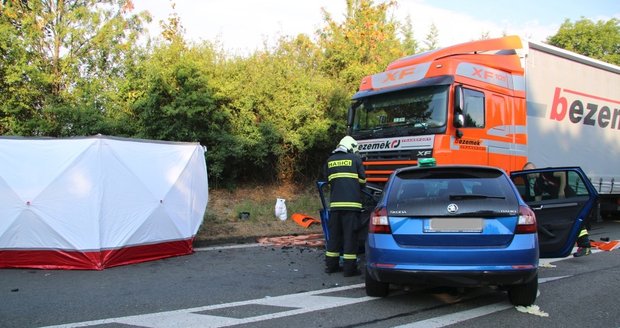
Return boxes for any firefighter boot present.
[573,231,591,257]
[324,256,341,273]
[343,259,361,277]
[573,247,591,257]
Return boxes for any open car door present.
[510,167,599,258]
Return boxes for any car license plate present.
[425,218,483,233]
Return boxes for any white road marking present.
[40,283,372,328]
[393,275,575,328]
[394,249,593,328]
[393,302,514,328]
[40,246,602,328]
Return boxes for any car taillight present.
[369,207,391,234]
[516,205,537,234]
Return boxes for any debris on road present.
[539,263,556,268]
[258,233,324,248]
[515,304,549,317]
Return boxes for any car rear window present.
[386,167,520,217]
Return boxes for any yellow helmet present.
[339,136,359,154]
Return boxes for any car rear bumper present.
[367,233,539,266]
[366,266,537,287]
[366,233,539,287]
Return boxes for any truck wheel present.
[507,274,538,306]
[365,268,389,297]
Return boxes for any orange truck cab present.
[348,35,620,216]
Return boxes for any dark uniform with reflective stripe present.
[324,149,366,275]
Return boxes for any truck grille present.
[361,149,433,183]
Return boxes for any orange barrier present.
[590,240,620,251]
[291,213,321,228]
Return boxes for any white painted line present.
[119,312,239,328]
[41,246,606,328]
[393,274,573,328]
[539,246,601,267]
[39,283,369,328]
[259,294,364,308]
[393,246,610,328]
[538,275,571,283]
[393,302,514,328]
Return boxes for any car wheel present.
[507,274,538,306]
[365,267,389,297]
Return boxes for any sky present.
[131,0,620,55]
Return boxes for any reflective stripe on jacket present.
[325,150,366,211]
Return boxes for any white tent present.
[0,135,208,270]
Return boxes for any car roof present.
[394,164,506,175]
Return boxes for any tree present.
[1,1,52,135]
[423,22,440,51]
[2,0,430,187]
[314,0,411,166]
[547,17,620,65]
[0,0,149,136]
[401,15,418,55]
[317,0,406,91]
[129,39,234,183]
[210,34,339,183]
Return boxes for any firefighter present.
[324,136,366,277]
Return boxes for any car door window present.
[512,170,590,202]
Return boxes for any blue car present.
[365,165,598,306]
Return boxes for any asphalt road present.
[2,220,620,328]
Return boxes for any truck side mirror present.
[454,113,464,139]
[453,85,465,131]
[454,113,465,128]
[346,105,355,134]
[454,85,464,112]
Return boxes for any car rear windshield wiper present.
[449,194,506,200]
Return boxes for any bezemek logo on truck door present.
[358,136,435,152]
[550,87,620,130]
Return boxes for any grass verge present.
[195,183,325,246]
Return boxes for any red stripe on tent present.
[0,239,194,270]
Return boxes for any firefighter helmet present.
[339,136,359,154]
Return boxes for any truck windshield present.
[351,85,448,136]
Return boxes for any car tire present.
[365,268,389,297]
[507,274,538,306]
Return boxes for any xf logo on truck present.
[472,67,508,84]
[371,63,431,89]
[456,63,513,90]
[382,67,416,83]
[550,87,620,130]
